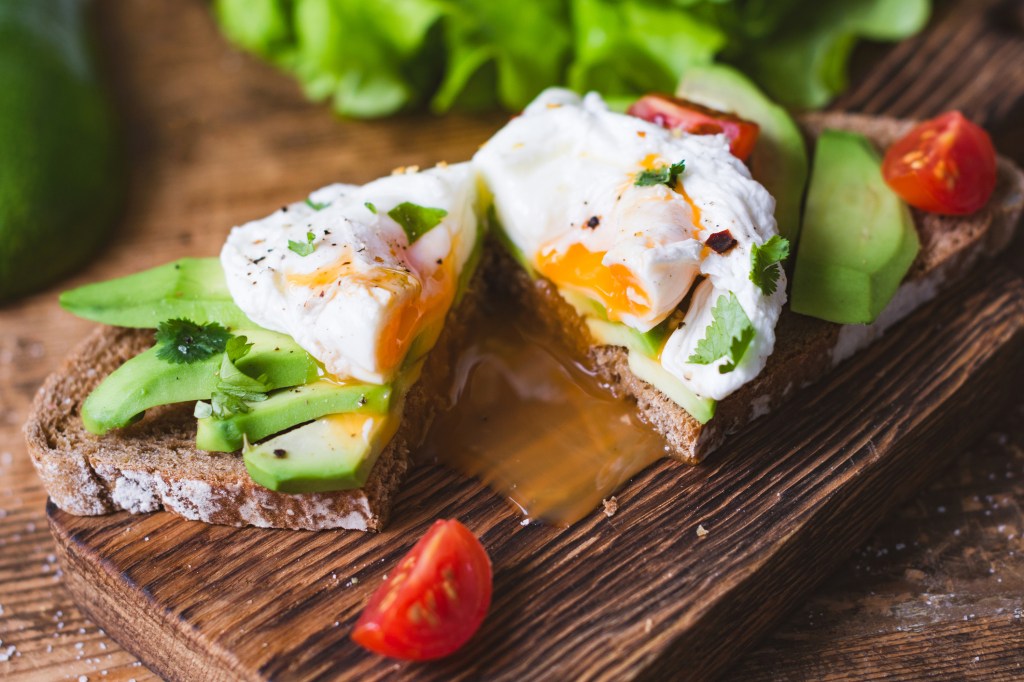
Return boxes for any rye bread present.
[492,112,1024,464]
[25,272,484,531]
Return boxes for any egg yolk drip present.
[536,243,651,322]
[285,251,457,381]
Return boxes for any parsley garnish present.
[155,319,231,364]
[288,231,317,257]
[387,202,448,244]
[365,201,377,214]
[194,336,270,420]
[304,197,328,211]
[687,293,756,374]
[749,235,790,296]
[635,160,686,188]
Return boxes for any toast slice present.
[25,275,483,532]
[492,112,1024,463]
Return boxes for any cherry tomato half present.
[882,111,997,215]
[352,519,492,661]
[628,93,760,161]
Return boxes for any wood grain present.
[48,269,1024,680]
[1,0,1023,679]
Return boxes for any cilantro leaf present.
[387,202,448,243]
[224,335,253,363]
[288,231,317,257]
[749,235,790,295]
[635,160,686,188]
[304,197,328,211]
[687,292,756,374]
[155,319,231,364]
[210,384,268,419]
[200,335,271,420]
[365,201,378,214]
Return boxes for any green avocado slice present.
[80,329,317,435]
[626,350,716,424]
[196,380,391,453]
[60,257,252,329]
[791,129,919,324]
[243,411,398,493]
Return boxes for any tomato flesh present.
[882,111,996,215]
[627,93,760,161]
[351,519,492,661]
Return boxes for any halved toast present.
[25,275,484,531]
[492,112,1024,463]
[25,113,1024,531]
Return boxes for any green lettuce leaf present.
[569,0,726,98]
[432,0,570,112]
[734,0,931,108]
[211,0,932,117]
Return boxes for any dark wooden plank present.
[732,380,1024,680]
[49,268,1024,681]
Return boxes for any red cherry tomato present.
[627,93,760,161]
[351,519,492,661]
[882,111,997,215]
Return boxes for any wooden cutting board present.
[22,0,1024,680]
[48,266,1024,681]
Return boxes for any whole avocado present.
[0,0,121,302]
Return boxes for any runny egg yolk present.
[534,155,705,325]
[536,242,651,322]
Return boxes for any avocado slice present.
[243,411,400,493]
[559,289,669,358]
[60,257,252,329]
[791,129,919,324]
[586,317,669,360]
[626,350,716,424]
[196,380,391,452]
[81,329,318,434]
[676,64,808,245]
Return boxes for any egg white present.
[221,163,479,385]
[474,89,785,401]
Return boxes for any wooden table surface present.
[1,0,1022,680]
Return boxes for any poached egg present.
[221,163,479,385]
[474,89,785,401]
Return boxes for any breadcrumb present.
[602,496,619,517]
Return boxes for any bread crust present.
[490,113,1024,463]
[25,273,483,531]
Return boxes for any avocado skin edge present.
[0,1,123,302]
